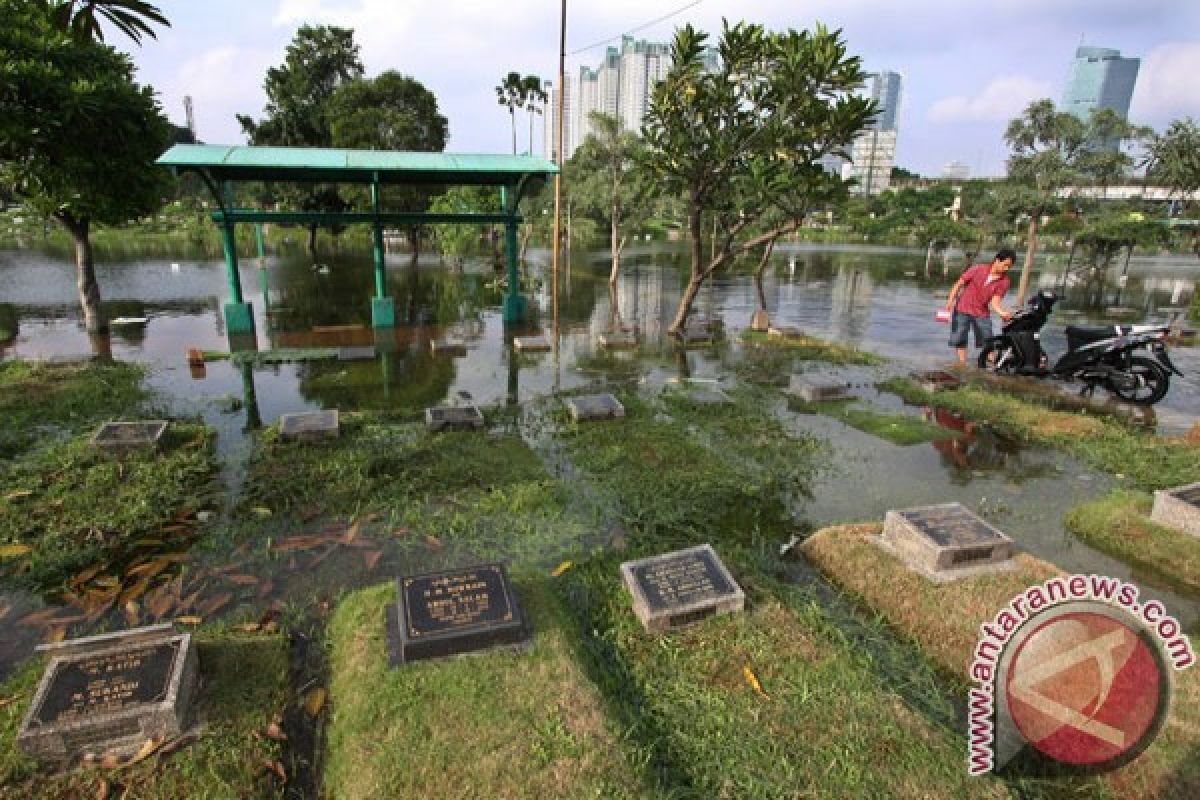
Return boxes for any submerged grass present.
[0,424,217,589]
[0,361,148,459]
[1065,490,1200,595]
[0,628,290,800]
[324,581,660,800]
[879,377,1200,490]
[740,330,884,365]
[818,403,960,445]
[801,522,1200,799]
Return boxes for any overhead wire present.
[566,0,703,55]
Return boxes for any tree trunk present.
[307,225,318,256]
[528,111,534,155]
[59,215,106,333]
[519,224,532,263]
[924,242,934,278]
[668,207,705,335]
[754,238,776,312]
[409,225,421,267]
[609,202,623,286]
[1016,215,1039,304]
[510,109,517,155]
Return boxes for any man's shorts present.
[949,311,992,348]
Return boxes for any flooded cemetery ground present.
[0,241,1198,797]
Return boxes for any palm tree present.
[40,1,169,44]
[495,72,525,155]
[521,75,547,156]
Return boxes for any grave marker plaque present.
[564,393,625,422]
[1151,482,1200,539]
[786,375,848,403]
[386,564,530,665]
[879,503,1016,582]
[425,405,485,432]
[620,544,745,633]
[430,340,468,357]
[911,370,961,393]
[513,336,551,353]
[598,331,638,350]
[767,325,804,340]
[17,625,197,763]
[279,410,339,441]
[91,421,169,455]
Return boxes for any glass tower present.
[1061,46,1140,121]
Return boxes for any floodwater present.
[0,241,1197,676]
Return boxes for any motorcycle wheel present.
[1110,355,1170,405]
[977,341,1020,374]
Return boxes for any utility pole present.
[551,0,566,330]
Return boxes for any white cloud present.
[164,46,273,142]
[1130,41,1200,125]
[927,75,1053,124]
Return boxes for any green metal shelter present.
[156,144,558,334]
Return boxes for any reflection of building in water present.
[828,264,874,342]
[589,256,682,347]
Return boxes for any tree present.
[238,25,364,253]
[328,70,449,265]
[568,113,649,286]
[0,2,172,334]
[1144,118,1200,320]
[641,22,874,334]
[522,75,547,156]
[38,0,168,44]
[495,72,525,155]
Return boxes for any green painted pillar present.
[220,194,254,335]
[370,178,395,328]
[501,186,526,323]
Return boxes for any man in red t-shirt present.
[944,248,1016,365]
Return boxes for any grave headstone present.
[425,405,485,432]
[338,346,376,361]
[620,544,745,633]
[91,421,169,455]
[430,340,468,357]
[786,374,848,403]
[513,336,551,353]
[879,503,1016,582]
[1151,482,1200,539]
[911,370,961,393]
[279,409,339,442]
[564,393,625,422]
[598,331,638,350]
[386,564,530,665]
[17,624,197,763]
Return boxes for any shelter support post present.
[501,186,527,324]
[220,183,254,336]
[370,178,395,328]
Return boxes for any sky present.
[117,0,1200,178]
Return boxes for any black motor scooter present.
[977,289,1182,405]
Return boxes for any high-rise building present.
[842,71,903,195]
[866,71,903,131]
[546,36,718,160]
[942,161,970,181]
[543,74,572,163]
[1061,46,1140,122]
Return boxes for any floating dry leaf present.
[0,544,32,560]
[123,601,140,628]
[303,687,327,718]
[126,737,162,766]
[196,592,232,617]
[94,777,110,800]
[551,560,573,577]
[391,527,409,537]
[71,563,108,588]
[44,626,67,645]
[234,622,261,633]
[742,665,768,698]
[344,519,361,543]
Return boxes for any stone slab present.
[387,563,530,665]
[91,421,168,455]
[564,393,625,422]
[685,386,732,406]
[786,374,848,403]
[425,405,485,432]
[17,625,197,763]
[767,325,804,339]
[620,544,745,633]
[911,370,962,393]
[279,409,339,441]
[879,503,1016,583]
[430,340,468,357]
[598,331,638,350]
[1151,482,1200,539]
[337,346,376,361]
[679,327,715,347]
[513,335,551,353]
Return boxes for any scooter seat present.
[1065,325,1119,351]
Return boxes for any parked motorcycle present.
[977,289,1182,405]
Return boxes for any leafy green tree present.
[918,216,978,275]
[238,25,364,253]
[642,22,874,334]
[1144,118,1200,319]
[0,1,171,333]
[38,0,168,44]
[429,187,500,265]
[1075,108,1150,195]
[328,70,448,263]
[568,113,650,285]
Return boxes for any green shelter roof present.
[157,144,558,185]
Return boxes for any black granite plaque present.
[630,551,735,613]
[30,641,180,728]
[387,564,529,665]
[901,508,1004,548]
[1175,486,1200,506]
